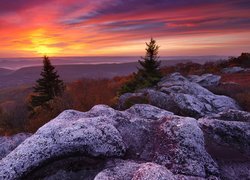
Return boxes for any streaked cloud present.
[0,0,249,57]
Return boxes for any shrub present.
[0,103,28,135]
[26,96,71,132]
[235,92,250,112]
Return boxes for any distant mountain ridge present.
[0,56,227,70]
[0,68,13,76]
[0,57,226,89]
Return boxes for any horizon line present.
[0,55,232,59]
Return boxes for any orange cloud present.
[0,0,249,57]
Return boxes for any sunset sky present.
[0,0,250,57]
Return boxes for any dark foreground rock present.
[119,73,240,118]
[199,113,250,180]
[0,104,218,179]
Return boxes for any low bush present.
[0,103,28,135]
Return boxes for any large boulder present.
[158,73,239,118]
[188,74,221,87]
[199,118,250,157]
[0,104,218,179]
[0,133,31,160]
[0,107,126,179]
[95,159,215,180]
[94,160,177,180]
[119,73,240,118]
[151,115,218,177]
[199,117,250,180]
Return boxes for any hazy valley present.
[0,57,223,88]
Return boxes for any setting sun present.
[26,29,61,56]
[35,45,59,55]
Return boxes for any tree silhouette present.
[120,38,162,94]
[137,38,162,87]
[30,56,65,107]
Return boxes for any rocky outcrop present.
[119,73,240,118]
[188,74,221,87]
[0,133,31,160]
[0,104,218,179]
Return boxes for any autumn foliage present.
[25,76,129,132]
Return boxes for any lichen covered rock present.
[188,74,221,87]
[206,109,250,122]
[0,108,126,179]
[0,104,218,179]
[119,73,240,118]
[94,160,177,180]
[152,116,219,177]
[199,117,250,180]
[0,133,31,160]
[199,117,250,156]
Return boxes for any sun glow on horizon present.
[28,29,61,56]
[0,0,249,57]
[34,45,58,55]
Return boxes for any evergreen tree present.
[31,56,65,107]
[119,38,162,94]
[137,38,162,87]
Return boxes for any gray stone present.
[119,73,240,118]
[188,74,221,87]
[0,107,126,179]
[222,66,245,74]
[0,133,31,160]
[206,109,250,122]
[94,160,176,180]
[199,118,250,156]
[198,117,250,180]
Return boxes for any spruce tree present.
[137,38,162,87]
[31,56,64,107]
[119,38,162,94]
